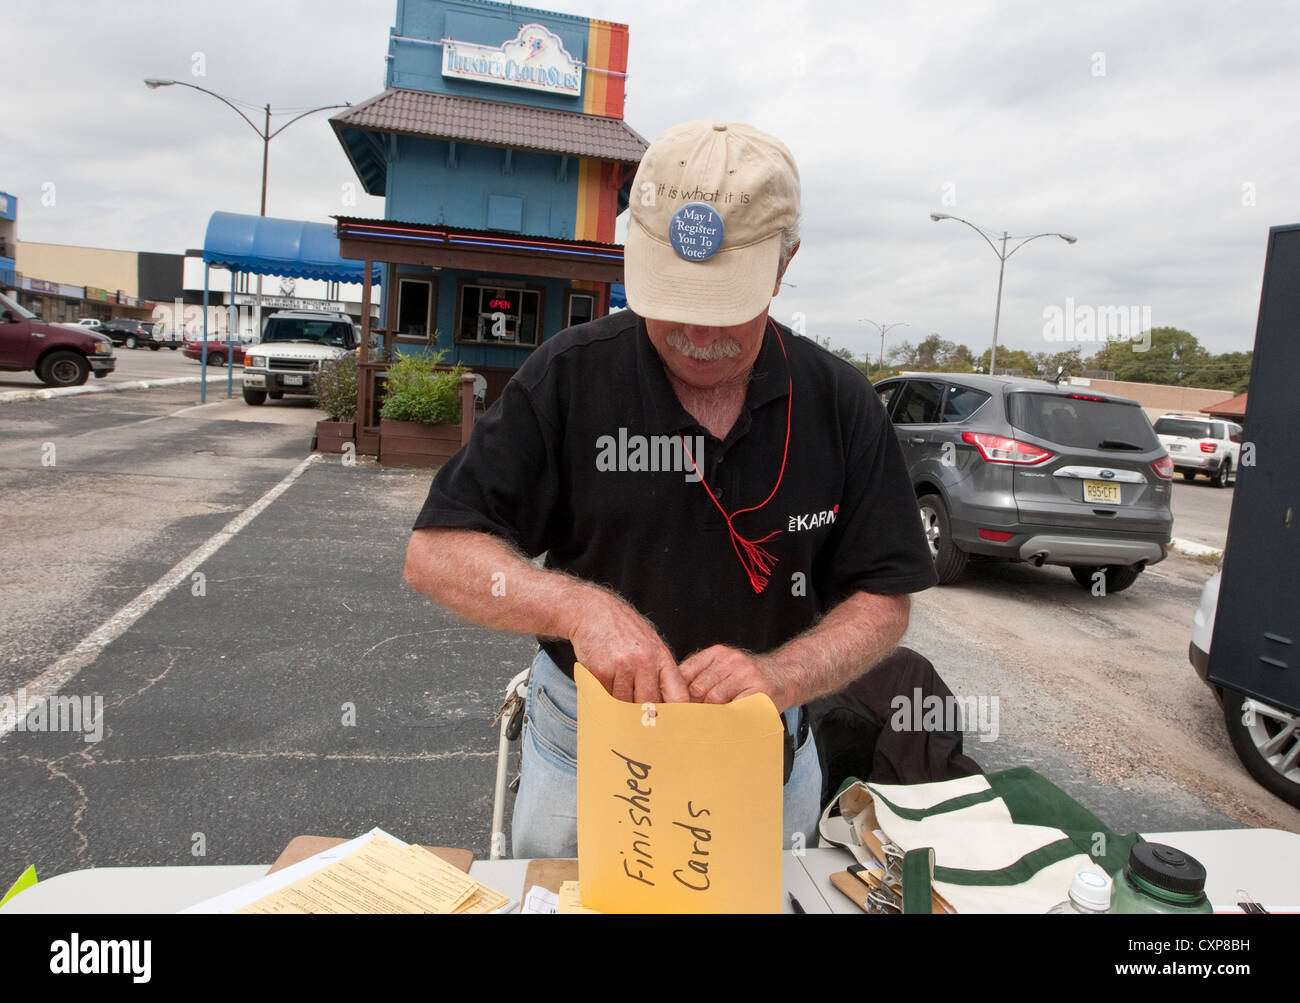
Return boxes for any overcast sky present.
[4,0,1298,361]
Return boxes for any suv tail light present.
[1199,441,1217,453]
[961,432,1053,465]
[1152,455,1174,479]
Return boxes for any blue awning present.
[202,211,381,283]
[610,283,626,309]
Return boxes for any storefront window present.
[395,278,434,341]
[456,283,541,346]
[566,292,594,328]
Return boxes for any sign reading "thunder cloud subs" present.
[441,24,583,97]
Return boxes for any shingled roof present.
[332,88,648,194]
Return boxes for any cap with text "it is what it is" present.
[624,120,800,328]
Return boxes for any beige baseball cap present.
[624,120,800,327]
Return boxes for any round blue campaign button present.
[668,202,725,262]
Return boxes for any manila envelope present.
[574,662,785,913]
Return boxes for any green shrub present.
[313,352,359,422]
[379,350,465,425]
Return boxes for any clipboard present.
[267,835,474,875]
[522,858,579,896]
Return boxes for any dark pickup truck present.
[101,317,179,350]
[0,289,116,387]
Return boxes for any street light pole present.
[144,79,349,400]
[929,213,1076,376]
[260,104,270,216]
[859,318,910,376]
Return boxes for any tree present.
[1185,351,1252,394]
[976,346,1037,375]
[1084,327,1207,384]
[1030,347,1084,378]
[1084,329,1256,391]
[889,335,976,373]
[888,339,920,370]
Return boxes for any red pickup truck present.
[0,290,116,387]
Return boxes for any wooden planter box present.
[313,419,357,455]
[378,418,462,468]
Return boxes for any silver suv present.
[874,373,1174,593]
[242,311,359,406]
[1153,414,1241,488]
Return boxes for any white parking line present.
[0,373,237,405]
[0,453,322,741]
[166,402,229,417]
[134,402,229,425]
[1171,537,1224,558]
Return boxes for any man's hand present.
[404,529,690,705]
[678,645,789,711]
[569,591,691,706]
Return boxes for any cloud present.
[3,0,1296,359]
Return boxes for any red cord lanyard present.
[679,320,793,594]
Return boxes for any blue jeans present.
[511,647,823,859]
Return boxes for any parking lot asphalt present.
[1,459,531,883]
[0,387,1284,892]
[1169,477,1235,552]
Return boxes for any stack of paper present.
[556,881,600,915]
[230,832,509,915]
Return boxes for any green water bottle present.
[1109,843,1214,914]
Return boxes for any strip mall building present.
[330,0,646,451]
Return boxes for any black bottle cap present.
[1125,842,1208,896]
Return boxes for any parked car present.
[242,310,359,406]
[100,318,178,351]
[76,318,104,331]
[873,372,1174,592]
[183,336,254,367]
[1153,414,1241,488]
[0,289,115,387]
[1190,571,1300,807]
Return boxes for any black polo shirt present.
[412,310,936,677]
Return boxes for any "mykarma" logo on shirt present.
[595,429,705,483]
[787,506,838,532]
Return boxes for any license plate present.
[284,374,304,386]
[1083,480,1122,504]
[1169,442,1184,451]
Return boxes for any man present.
[403,120,937,858]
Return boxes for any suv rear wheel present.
[1222,689,1300,808]
[242,387,267,406]
[917,493,968,584]
[1070,564,1142,593]
[1212,460,1231,489]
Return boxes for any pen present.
[788,892,806,915]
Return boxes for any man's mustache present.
[665,330,742,361]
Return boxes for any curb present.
[0,373,241,405]
[1171,537,1223,558]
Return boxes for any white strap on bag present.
[819,776,1103,914]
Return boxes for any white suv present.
[242,311,359,406]
[1153,414,1242,488]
